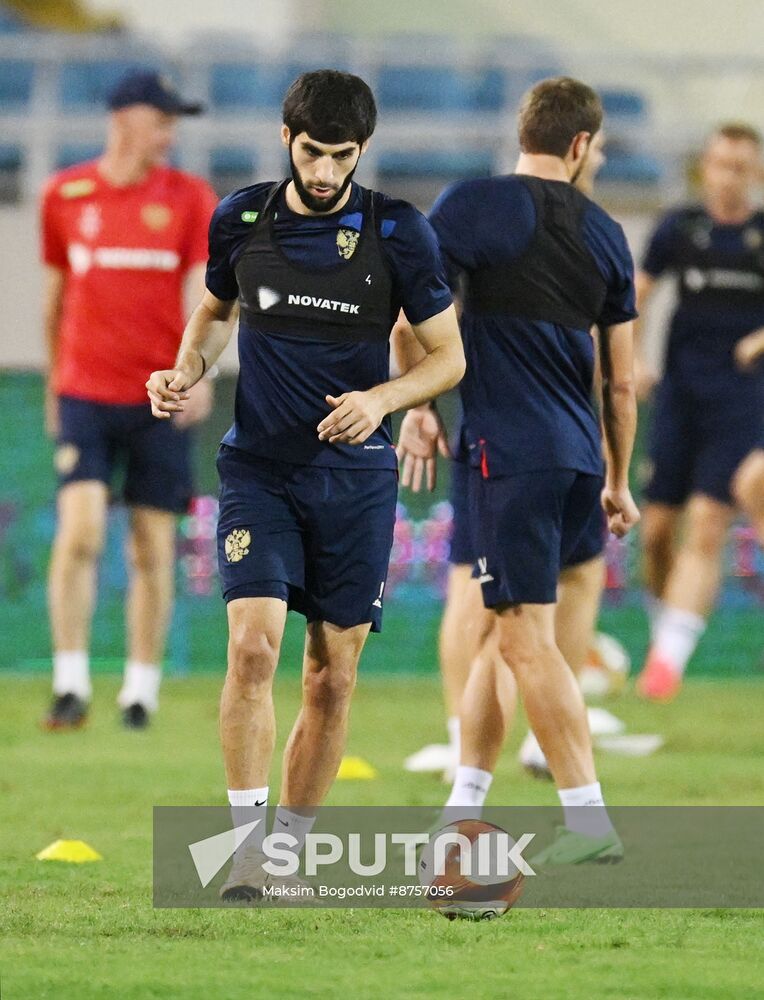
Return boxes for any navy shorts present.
[448,458,476,565]
[645,378,762,506]
[55,395,193,514]
[216,445,398,632]
[469,467,605,606]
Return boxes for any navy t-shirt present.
[206,181,452,469]
[642,205,764,396]
[430,175,637,477]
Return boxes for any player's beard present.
[289,148,358,214]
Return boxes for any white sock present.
[272,806,316,858]
[228,787,268,854]
[117,661,161,712]
[447,716,461,755]
[652,607,706,677]
[645,593,665,642]
[558,781,614,837]
[53,650,91,700]
[445,765,493,815]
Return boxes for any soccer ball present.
[578,631,630,699]
[418,819,525,921]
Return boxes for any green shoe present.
[530,826,624,867]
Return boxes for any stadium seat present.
[0,59,35,110]
[377,148,495,179]
[55,143,102,169]
[377,65,506,112]
[58,61,168,111]
[210,62,346,110]
[210,146,257,176]
[0,142,21,170]
[600,89,648,120]
[599,149,662,185]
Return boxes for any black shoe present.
[43,693,88,731]
[122,703,150,729]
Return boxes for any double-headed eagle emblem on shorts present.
[337,227,359,260]
[225,528,251,563]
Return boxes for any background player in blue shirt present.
[635,123,764,701]
[146,70,464,899]
[397,78,640,865]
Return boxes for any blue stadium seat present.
[0,59,35,110]
[600,89,648,120]
[210,62,342,110]
[599,147,661,184]
[0,143,22,170]
[58,61,167,111]
[377,66,505,112]
[377,149,495,179]
[55,143,102,169]
[210,147,257,176]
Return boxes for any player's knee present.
[303,663,357,713]
[732,456,764,514]
[498,631,557,677]
[227,627,279,688]
[685,506,729,559]
[55,523,104,564]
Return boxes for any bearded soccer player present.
[399,130,616,783]
[146,70,463,899]
[41,69,218,731]
[635,123,764,700]
[397,78,639,864]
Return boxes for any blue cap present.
[107,69,204,116]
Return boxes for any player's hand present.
[634,356,658,401]
[734,329,764,371]
[316,390,387,445]
[601,485,641,538]
[44,381,60,439]
[146,367,196,419]
[396,405,450,492]
[174,377,213,429]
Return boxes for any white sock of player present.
[558,781,614,837]
[447,716,461,756]
[651,606,706,677]
[53,650,91,701]
[644,593,665,642]
[228,787,268,854]
[272,806,316,858]
[117,661,161,713]
[445,765,493,816]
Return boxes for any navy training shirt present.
[642,205,764,395]
[206,181,453,469]
[430,175,637,477]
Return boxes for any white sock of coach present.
[52,650,91,701]
[117,661,161,713]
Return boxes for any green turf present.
[2,675,763,999]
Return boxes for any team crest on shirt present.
[337,228,360,260]
[225,528,251,563]
[59,179,96,200]
[141,203,173,231]
[54,444,80,477]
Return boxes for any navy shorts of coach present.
[55,394,193,513]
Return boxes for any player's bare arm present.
[633,270,658,399]
[598,319,640,537]
[734,326,764,369]
[146,289,237,419]
[42,264,66,438]
[392,311,450,492]
[175,262,215,427]
[316,303,464,445]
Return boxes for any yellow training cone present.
[337,756,377,780]
[36,840,103,863]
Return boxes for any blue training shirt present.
[206,181,453,469]
[430,175,637,477]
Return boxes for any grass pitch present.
[2,674,763,999]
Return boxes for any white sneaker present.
[219,850,268,902]
[404,743,457,774]
[263,870,317,906]
[586,707,626,737]
[518,731,552,780]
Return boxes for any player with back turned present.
[146,70,464,899]
[397,78,640,864]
